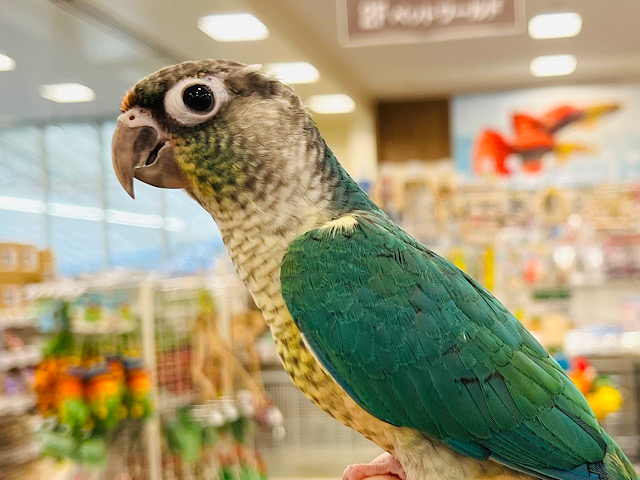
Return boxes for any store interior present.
[1,1,640,479]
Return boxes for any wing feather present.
[281,213,609,480]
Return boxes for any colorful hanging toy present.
[33,301,154,465]
[567,356,623,421]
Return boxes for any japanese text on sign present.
[339,0,523,46]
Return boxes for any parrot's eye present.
[182,85,213,112]
[164,75,229,126]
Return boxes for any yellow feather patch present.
[120,88,135,112]
[319,215,358,235]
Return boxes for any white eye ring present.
[164,75,229,126]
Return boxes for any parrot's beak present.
[111,107,189,198]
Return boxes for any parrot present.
[111,59,638,480]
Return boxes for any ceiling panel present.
[0,0,639,124]
[270,0,640,98]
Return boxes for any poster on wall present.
[452,85,640,184]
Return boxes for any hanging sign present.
[338,0,524,46]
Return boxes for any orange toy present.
[568,357,622,422]
[85,372,123,430]
[126,368,153,419]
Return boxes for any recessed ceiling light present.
[530,55,577,77]
[264,62,320,84]
[528,12,582,39]
[198,13,269,42]
[39,83,95,103]
[307,94,355,114]
[0,53,15,71]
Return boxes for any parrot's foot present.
[343,453,407,480]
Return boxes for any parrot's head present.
[112,59,325,214]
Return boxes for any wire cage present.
[20,272,385,480]
[22,273,263,480]
[255,368,382,479]
[152,274,251,480]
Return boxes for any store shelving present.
[0,393,37,416]
[0,435,41,467]
[0,345,41,371]
[0,278,42,476]
[18,272,266,480]
[0,310,37,329]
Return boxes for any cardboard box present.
[0,243,56,310]
[38,250,56,282]
[20,245,38,273]
[0,284,22,309]
[0,243,39,274]
[0,244,20,273]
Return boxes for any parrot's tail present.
[473,130,513,176]
[603,433,639,480]
[491,432,638,480]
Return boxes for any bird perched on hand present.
[112,59,638,480]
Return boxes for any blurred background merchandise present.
[1,0,640,479]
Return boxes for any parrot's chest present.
[212,207,532,480]
[222,231,531,480]
[214,213,397,451]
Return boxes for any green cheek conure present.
[111,59,638,480]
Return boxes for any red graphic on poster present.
[473,104,619,176]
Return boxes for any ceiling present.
[259,0,640,98]
[0,0,639,125]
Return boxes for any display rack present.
[153,274,244,480]
[0,345,41,370]
[0,310,37,329]
[0,415,41,467]
[0,392,36,416]
[0,329,42,473]
[22,272,269,480]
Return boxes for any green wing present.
[281,212,609,480]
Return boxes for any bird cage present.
[25,272,273,480]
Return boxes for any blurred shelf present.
[0,346,41,371]
[24,280,87,301]
[158,392,196,414]
[565,331,640,357]
[0,310,37,329]
[0,394,36,416]
[24,273,157,301]
[0,440,41,467]
[71,318,137,335]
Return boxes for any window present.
[0,121,224,276]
